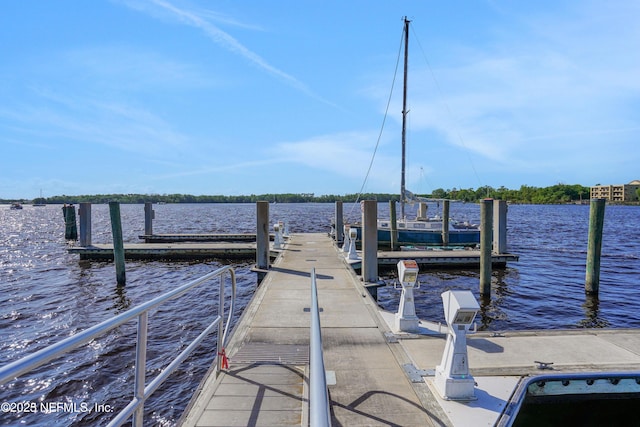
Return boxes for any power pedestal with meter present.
[394,260,420,332]
[435,290,480,400]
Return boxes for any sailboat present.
[350,17,480,247]
[33,189,46,207]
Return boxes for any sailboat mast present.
[400,17,410,220]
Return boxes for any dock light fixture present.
[342,225,350,252]
[273,223,283,249]
[394,260,420,332]
[435,290,479,400]
[347,228,359,260]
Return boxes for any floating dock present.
[69,235,518,268]
[67,242,261,260]
[139,233,269,243]
[179,233,640,426]
[365,249,517,270]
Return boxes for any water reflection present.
[477,294,493,330]
[112,284,131,312]
[578,294,609,328]
[477,269,510,331]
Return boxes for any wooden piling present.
[79,202,92,247]
[417,202,427,220]
[335,201,344,244]
[493,200,507,254]
[389,201,398,251]
[362,200,378,283]
[256,201,270,272]
[109,202,126,286]
[144,202,154,236]
[62,204,78,240]
[479,199,493,296]
[441,200,450,247]
[585,198,606,295]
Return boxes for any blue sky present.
[2,1,639,199]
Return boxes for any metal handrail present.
[309,268,332,427]
[0,266,237,427]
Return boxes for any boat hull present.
[350,225,479,247]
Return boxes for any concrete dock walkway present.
[180,233,640,426]
[181,233,443,426]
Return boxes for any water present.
[1,202,639,425]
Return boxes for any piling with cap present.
[62,204,78,240]
[389,200,398,251]
[109,201,126,286]
[417,202,428,220]
[585,198,606,295]
[361,200,378,283]
[144,202,154,236]
[335,201,344,244]
[256,201,270,272]
[493,200,507,254]
[441,200,450,247]
[79,202,92,247]
[479,199,493,296]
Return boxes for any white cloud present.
[403,5,639,175]
[273,131,396,182]
[62,46,213,91]
[120,0,336,106]
[0,89,187,156]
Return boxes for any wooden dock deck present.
[179,233,640,426]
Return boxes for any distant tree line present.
[17,192,397,204]
[3,184,604,205]
[431,184,592,204]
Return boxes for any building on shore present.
[590,180,640,202]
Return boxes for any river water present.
[1,202,638,425]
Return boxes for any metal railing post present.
[217,271,226,373]
[133,312,148,427]
[0,266,237,427]
[310,268,331,427]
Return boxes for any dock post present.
[79,202,92,247]
[109,202,126,286]
[144,202,154,236]
[335,201,344,244]
[62,204,78,240]
[479,199,493,296]
[493,200,507,254]
[585,198,606,295]
[389,200,398,251]
[417,202,427,220]
[256,201,270,272]
[441,200,450,247]
[362,200,378,283]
